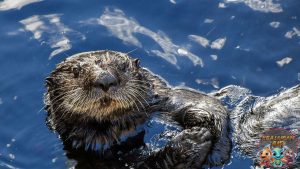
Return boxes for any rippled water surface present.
[0,0,300,168]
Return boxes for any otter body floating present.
[45,50,300,169]
[45,50,230,168]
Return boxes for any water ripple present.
[224,0,283,13]
[20,14,86,59]
[95,7,203,68]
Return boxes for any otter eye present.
[120,63,126,71]
[72,64,81,78]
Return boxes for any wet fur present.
[45,51,300,168]
[45,50,231,168]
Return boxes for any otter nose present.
[94,73,118,92]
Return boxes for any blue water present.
[0,0,299,168]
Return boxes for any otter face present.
[46,51,151,121]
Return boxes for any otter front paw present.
[171,127,213,168]
[138,127,212,169]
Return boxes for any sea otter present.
[44,50,231,169]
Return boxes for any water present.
[0,0,299,168]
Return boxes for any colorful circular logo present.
[256,128,299,168]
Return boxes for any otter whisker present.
[127,86,150,107]
[128,79,151,83]
[127,83,150,94]
[52,89,83,118]
[47,85,80,94]
[68,90,85,112]
[115,92,128,110]
[48,89,79,109]
[121,90,134,109]
[37,105,49,114]
[120,92,134,111]
[49,86,78,99]
[51,89,82,117]
[124,91,141,113]
[119,92,132,110]
[125,48,137,55]
[127,89,148,117]
[128,80,150,85]
[127,82,151,91]
[78,93,92,122]
[126,85,151,100]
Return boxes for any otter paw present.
[171,127,213,168]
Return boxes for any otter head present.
[45,50,151,121]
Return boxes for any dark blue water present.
[0,0,299,168]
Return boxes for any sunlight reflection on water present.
[0,0,299,168]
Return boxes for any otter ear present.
[45,77,55,87]
[133,58,140,68]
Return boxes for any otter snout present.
[93,72,118,92]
